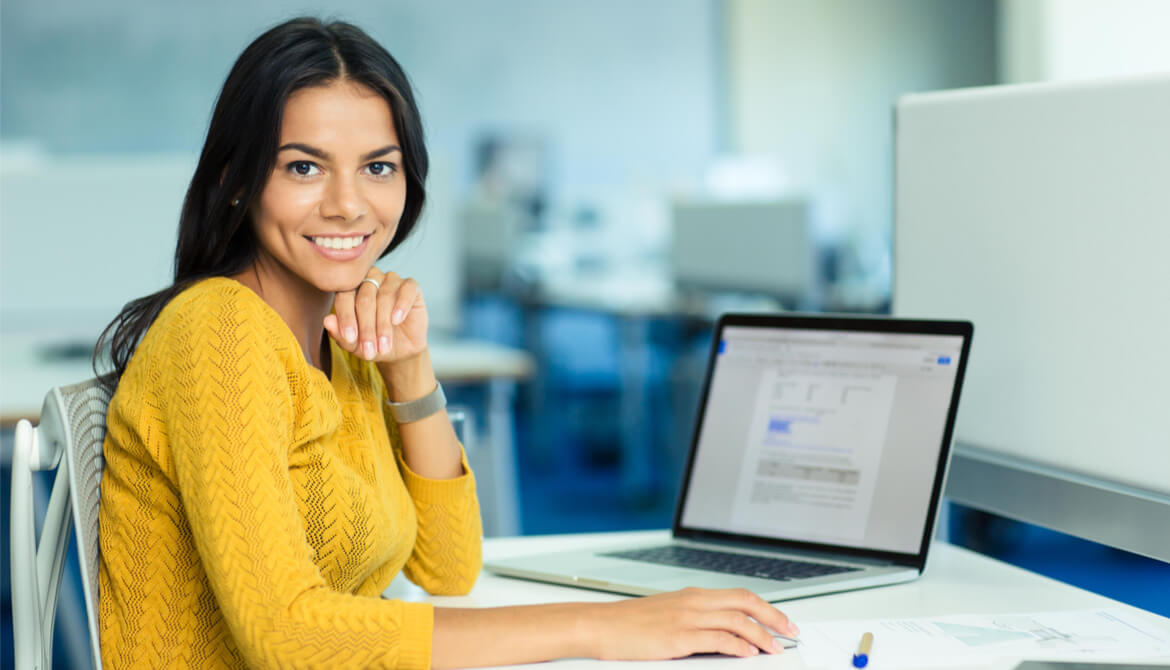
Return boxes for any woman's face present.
[249,79,406,295]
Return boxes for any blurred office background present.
[3,1,1170,666]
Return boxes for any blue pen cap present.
[852,652,868,668]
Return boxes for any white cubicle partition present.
[893,75,1170,561]
[0,150,461,335]
[0,152,188,334]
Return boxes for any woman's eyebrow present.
[361,145,402,161]
[278,142,330,160]
[276,143,401,162]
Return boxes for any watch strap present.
[386,382,447,423]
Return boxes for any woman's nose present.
[321,175,365,221]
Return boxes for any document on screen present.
[730,366,897,544]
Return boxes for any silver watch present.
[386,382,447,423]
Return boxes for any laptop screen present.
[679,322,966,556]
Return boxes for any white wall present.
[999,0,1170,83]
[1,0,720,197]
[724,0,997,300]
[1,0,722,334]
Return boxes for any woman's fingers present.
[331,289,359,352]
[705,588,799,639]
[354,275,381,359]
[375,288,395,355]
[391,278,420,326]
[325,269,428,361]
[375,275,418,355]
[323,313,341,345]
[701,609,777,655]
[595,587,797,661]
[687,630,759,658]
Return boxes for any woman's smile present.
[307,233,373,261]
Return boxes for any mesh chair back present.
[41,378,112,667]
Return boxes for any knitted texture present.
[98,278,482,669]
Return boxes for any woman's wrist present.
[576,603,604,660]
[377,348,436,402]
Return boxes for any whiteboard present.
[893,74,1170,497]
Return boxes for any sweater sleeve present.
[396,448,483,594]
[164,298,433,670]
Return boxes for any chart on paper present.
[796,608,1170,669]
[730,368,896,544]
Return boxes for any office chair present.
[449,403,515,537]
[10,378,110,670]
[8,381,503,669]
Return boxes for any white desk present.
[385,530,1170,669]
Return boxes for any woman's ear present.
[220,166,244,207]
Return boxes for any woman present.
[95,17,798,669]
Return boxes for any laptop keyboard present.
[601,545,861,582]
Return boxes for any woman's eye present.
[289,161,318,176]
[366,161,398,177]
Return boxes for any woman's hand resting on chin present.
[324,268,428,363]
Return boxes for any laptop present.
[486,313,973,601]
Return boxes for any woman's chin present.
[311,271,372,294]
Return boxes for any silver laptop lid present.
[673,313,973,571]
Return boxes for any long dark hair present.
[94,17,428,393]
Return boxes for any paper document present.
[795,608,1170,669]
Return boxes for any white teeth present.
[313,236,363,250]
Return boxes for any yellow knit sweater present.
[98,277,482,669]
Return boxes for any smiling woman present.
[91,16,797,670]
[236,81,413,370]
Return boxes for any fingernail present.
[772,638,783,652]
[392,309,404,325]
[752,646,760,655]
[344,327,357,343]
[379,336,390,354]
[362,341,375,359]
[789,624,801,637]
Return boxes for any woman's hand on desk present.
[431,587,799,668]
[591,587,799,660]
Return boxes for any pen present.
[852,632,873,668]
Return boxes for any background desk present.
[0,330,533,535]
[0,332,533,426]
[385,530,1170,669]
[509,268,786,510]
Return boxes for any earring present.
[231,198,241,207]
